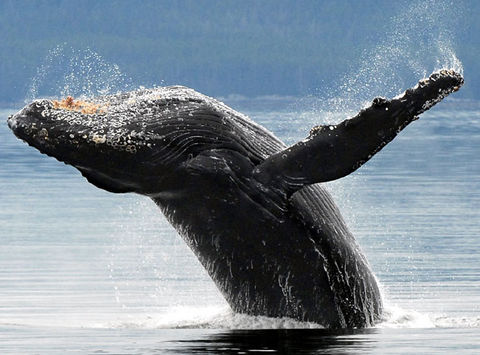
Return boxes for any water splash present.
[106,197,225,311]
[26,44,133,102]
[307,0,464,124]
[339,0,463,111]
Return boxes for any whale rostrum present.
[7,69,463,328]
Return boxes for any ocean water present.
[1,100,480,354]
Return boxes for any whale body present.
[7,69,463,328]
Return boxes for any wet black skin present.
[7,70,463,328]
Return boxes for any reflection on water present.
[168,329,376,354]
[2,326,479,354]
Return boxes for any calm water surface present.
[1,100,479,354]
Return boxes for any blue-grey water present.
[1,100,479,354]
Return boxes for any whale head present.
[7,87,280,195]
[8,97,160,193]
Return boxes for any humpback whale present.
[7,69,463,328]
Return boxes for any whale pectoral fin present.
[253,70,463,195]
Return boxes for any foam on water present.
[106,308,479,330]
[94,307,322,330]
[378,304,480,329]
[4,305,478,330]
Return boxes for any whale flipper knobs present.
[253,69,464,194]
[7,70,463,328]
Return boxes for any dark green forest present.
[0,0,478,104]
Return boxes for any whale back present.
[95,86,288,167]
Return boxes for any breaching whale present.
[7,69,463,328]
